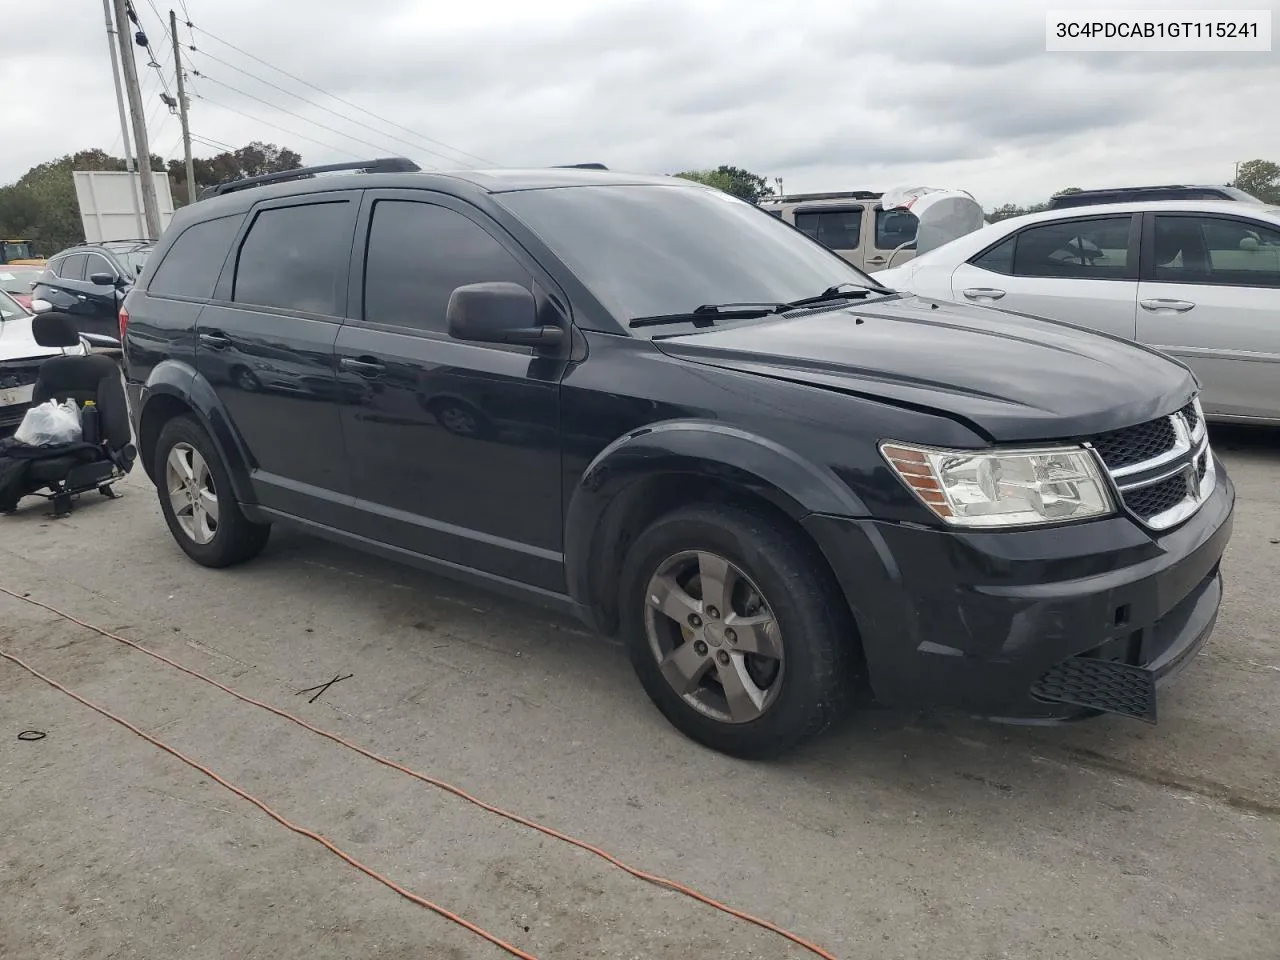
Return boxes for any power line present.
[193,92,367,160]
[188,23,498,167]
[125,0,173,101]
[189,47,478,168]
[192,71,428,163]
[189,130,233,150]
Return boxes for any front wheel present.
[619,502,855,758]
[154,415,270,568]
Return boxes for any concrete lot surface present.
[2,428,1278,959]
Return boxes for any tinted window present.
[363,201,532,333]
[57,254,87,281]
[496,184,881,327]
[1010,217,1132,280]
[149,215,243,299]
[793,208,861,250]
[875,209,918,249]
[971,236,1015,274]
[234,202,351,315]
[84,253,115,281]
[1150,215,1280,288]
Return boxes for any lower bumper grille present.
[1031,657,1158,723]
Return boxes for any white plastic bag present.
[14,399,83,447]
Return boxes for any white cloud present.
[0,0,1276,207]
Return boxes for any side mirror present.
[446,282,563,347]
[29,298,53,314]
[90,271,125,288]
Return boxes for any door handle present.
[865,256,887,265]
[963,287,1006,300]
[1140,298,1195,313]
[76,294,87,301]
[198,332,231,349]
[340,356,385,377]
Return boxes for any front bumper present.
[803,463,1235,722]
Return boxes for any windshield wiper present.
[783,282,895,309]
[627,302,784,329]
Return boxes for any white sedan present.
[877,200,1280,424]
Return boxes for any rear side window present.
[362,200,532,334]
[233,202,351,316]
[84,253,114,281]
[794,208,862,250]
[149,215,243,299]
[1010,217,1132,280]
[57,254,87,281]
[875,208,918,249]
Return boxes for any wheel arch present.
[564,421,868,637]
[136,361,257,508]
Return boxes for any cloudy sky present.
[3,0,1277,206]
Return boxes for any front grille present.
[1124,472,1189,520]
[1090,416,1177,471]
[1031,656,1157,722]
[1086,398,1211,531]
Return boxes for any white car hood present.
[0,316,77,362]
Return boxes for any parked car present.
[123,159,1233,758]
[1048,185,1262,210]
[877,200,1280,424]
[31,239,154,343]
[0,262,45,310]
[0,288,89,438]
[758,192,920,272]
[1,238,42,265]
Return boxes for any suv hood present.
[653,295,1196,442]
[0,315,66,363]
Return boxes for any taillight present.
[118,305,129,341]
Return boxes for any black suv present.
[121,159,1235,757]
[1047,184,1261,209]
[32,239,154,344]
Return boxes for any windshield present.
[496,184,884,331]
[2,241,34,261]
[0,266,42,294]
[0,289,28,321]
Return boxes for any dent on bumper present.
[803,470,1235,721]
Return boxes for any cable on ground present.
[0,647,538,960]
[0,585,839,959]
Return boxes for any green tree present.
[673,165,776,203]
[1231,159,1280,203]
[985,187,1083,222]
[0,143,304,253]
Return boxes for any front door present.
[950,213,1140,341]
[335,190,566,590]
[1137,212,1280,420]
[866,207,919,272]
[194,192,358,527]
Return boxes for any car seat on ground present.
[0,312,136,517]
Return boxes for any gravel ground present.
[1,426,1277,960]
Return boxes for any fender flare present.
[563,420,869,624]
[136,360,257,506]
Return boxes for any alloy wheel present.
[165,442,219,545]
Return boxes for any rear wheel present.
[154,415,270,567]
[619,502,854,758]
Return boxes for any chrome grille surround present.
[1086,397,1214,532]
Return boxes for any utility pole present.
[170,8,196,204]
[102,0,144,238]
[112,0,162,238]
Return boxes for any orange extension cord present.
[1,586,839,960]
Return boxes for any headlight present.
[880,441,1114,528]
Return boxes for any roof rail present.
[762,190,883,204]
[552,163,608,170]
[199,157,422,200]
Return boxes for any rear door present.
[1136,211,1280,420]
[334,189,566,589]
[79,251,124,339]
[949,213,1140,340]
[866,207,919,272]
[194,192,359,527]
[38,253,95,322]
[793,205,865,269]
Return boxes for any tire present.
[154,414,270,568]
[619,501,854,759]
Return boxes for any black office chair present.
[0,312,136,516]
